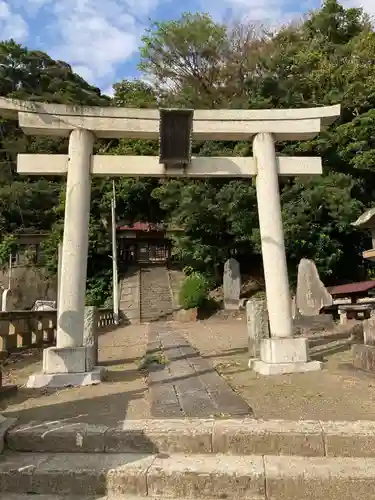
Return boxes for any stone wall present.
[0,266,56,310]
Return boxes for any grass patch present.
[138,351,169,370]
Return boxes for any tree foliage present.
[1,0,375,303]
[139,0,374,284]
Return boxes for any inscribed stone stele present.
[296,258,332,316]
[223,258,241,310]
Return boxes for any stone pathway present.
[147,323,252,418]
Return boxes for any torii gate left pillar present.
[0,98,340,387]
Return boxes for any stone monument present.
[83,306,99,368]
[223,258,241,310]
[296,258,333,316]
[0,97,340,380]
[352,208,375,372]
[246,294,269,361]
[353,316,375,372]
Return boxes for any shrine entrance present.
[0,96,340,382]
[117,222,172,264]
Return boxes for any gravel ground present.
[0,324,151,425]
[2,317,375,423]
[179,318,375,421]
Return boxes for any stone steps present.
[6,418,375,457]
[0,496,205,500]
[2,451,375,499]
[140,266,173,322]
[119,266,140,324]
[1,496,98,500]
[0,497,216,500]
[4,418,375,499]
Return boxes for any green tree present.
[0,40,113,305]
[138,2,375,283]
[139,13,230,107]
[113,79,157,108]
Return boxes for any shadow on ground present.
[2,386,147,426]
[101,346,248,367]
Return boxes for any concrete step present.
[6,418,375,457]
[0,496,202,500]
[2,451,375,499]
[0,494,196,500]
[1,496,99,500]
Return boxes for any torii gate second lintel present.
[0,98,340,385]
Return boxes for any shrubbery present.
[179,272,209,310]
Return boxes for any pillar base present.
[42,345,97,374]
[26,366,105,388]
[25,345,104,388]
[252,359,322,375]
[251,337,322,375]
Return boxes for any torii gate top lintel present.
[0,97,340,141]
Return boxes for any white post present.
[57,241,62,314]
[253,132,293,338]
[8,252,12,290]
[1,289,11,312]
[56,128,94,348]
[111,180,119,324]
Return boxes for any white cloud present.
[44,0,162,90]
[103,85,115,97]
[3,0,375,93]
[203,0,303,27]
[343,0,375,16]
[0,0,28,40]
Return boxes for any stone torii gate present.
[0,98,340,386]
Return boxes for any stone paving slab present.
[1,496,100,500]
[0,452,153,496]
[264,455,375,500]
[146,454,265,499]
[3,451,375,499]
[8,418,375,457]
[147,323,252,418]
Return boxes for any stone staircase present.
[140,265,173,322]
[2,418,375,499]
[119,266,140,324]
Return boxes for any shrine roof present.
[328,280,375,296]
[352,207,375,230]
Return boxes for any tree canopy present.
[1,0,375,304]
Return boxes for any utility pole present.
[111,180,119,324]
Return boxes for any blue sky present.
[0,0,371,95]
